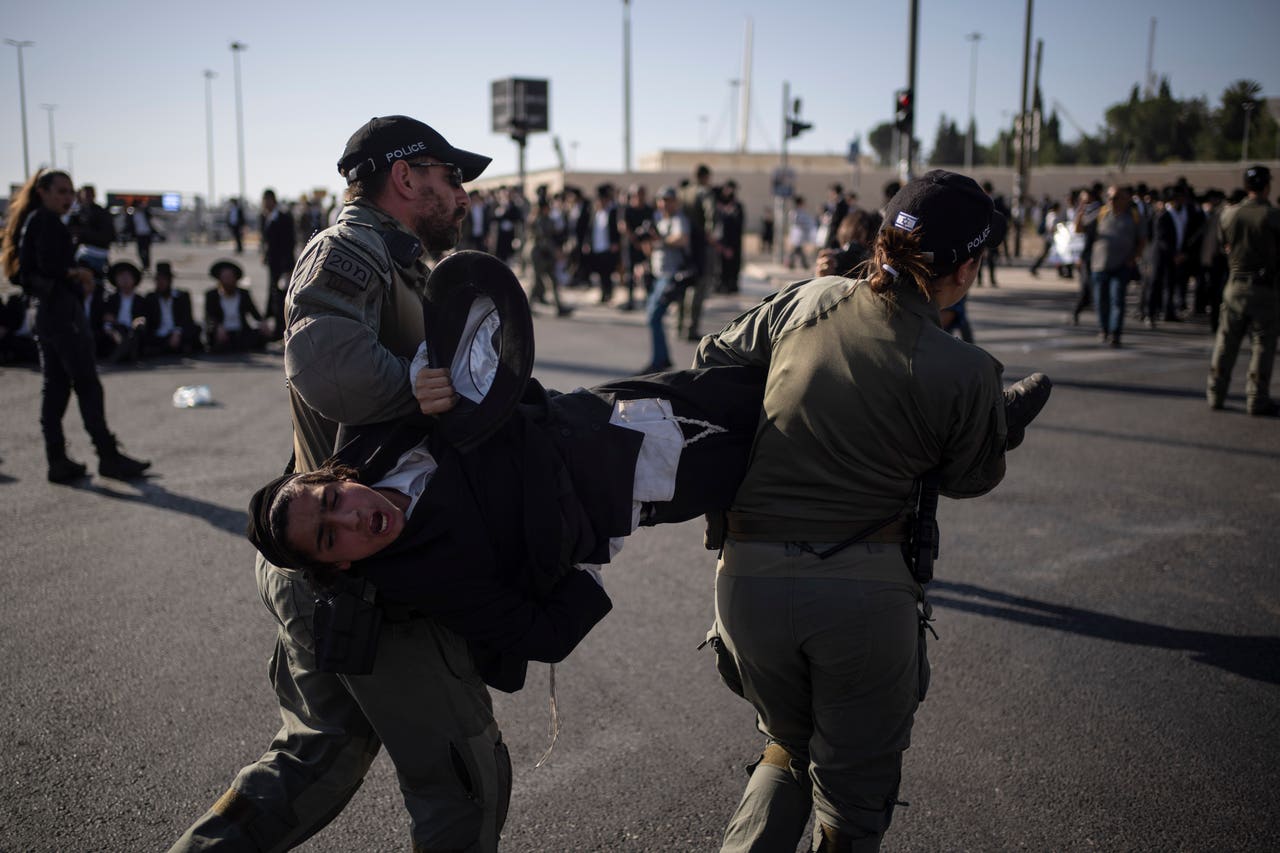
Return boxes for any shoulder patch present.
[320,245,376,294]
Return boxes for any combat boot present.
[46,445,88,484]
[98,446,151,480]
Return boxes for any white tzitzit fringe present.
[672,415,727,446]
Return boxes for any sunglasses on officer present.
[407,162,465,189]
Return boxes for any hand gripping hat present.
[422,251,535,453]
[881,170,1008,270]
[338,115,491,184]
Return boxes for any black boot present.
[98,442,151,480]
[47,445,88,484]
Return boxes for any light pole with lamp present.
[5,39,35,177]
[40,103,57,168]
[204,70,218,233]
[965,32,982,170]
[230,42,248,207]
[1241,101,1255,162]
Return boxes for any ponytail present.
[864,227,935,301]
[2,169,71,281]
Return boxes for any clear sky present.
[3,0,1277,202]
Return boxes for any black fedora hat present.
[422,250,534,453]
[209,260,244,281]
[107,260,142,286]
[154,261,174,278]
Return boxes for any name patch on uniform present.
[894,211,919,232]
[321,246,374,291]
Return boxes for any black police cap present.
[338,115,491,184]
[1245,164,1271,191]
[881,170,1008,269]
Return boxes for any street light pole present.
[204,70,217,216]
[230,41,248,207]
[903,0,919,182]
[40,103,57,168]
[965,32,982,170]
[5,39,35,178]
[64,142,74,175]
[1241,101,1255,162]
[1013,0,1034,258]
[622,0,632,174]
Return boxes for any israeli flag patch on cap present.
[893,211,919,231]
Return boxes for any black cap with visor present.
[338,115,491,184]
[881,170,1008,271]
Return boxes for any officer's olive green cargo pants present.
[711,539,926,853]
[170,555,510,852]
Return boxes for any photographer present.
[815,208,882,278]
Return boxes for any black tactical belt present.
[726,511,909,543]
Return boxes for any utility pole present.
[738,18,753,153]
[777,81,790,265]
[1242,101,1255,162]
[40,104,57,168]
[230,41,248,207]
[728,79,741,153]
[622,0,632,173]
[6,39,35,177]
[965,32,982,170]
[63,142,74,175]
[1031,39,1043,167]
[1013,0,1034,257]
[903,0,919,182]
[204,70,218,230]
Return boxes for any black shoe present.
[47,456,88,484]
[1110,337,1122,349]
[556,306,575,317]
[640,359,673,374]
[685,331,702,342]
[1247,400,1279,417]
[99,450,151,480]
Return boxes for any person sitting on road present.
[102,261,148,363]
[203,260,266,353]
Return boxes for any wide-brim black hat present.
[882,170,1008,270]
[338,115,491,184]
[107,261,142,286]
[209,260,244,280]
[422,250,534,453]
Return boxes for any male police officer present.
[1207,165,1280,416]
[170,116,508,852]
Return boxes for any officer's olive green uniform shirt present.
[1218,197,1280,281]
[283,199,428,472]
[694,276,1007,535]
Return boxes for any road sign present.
[772,166,796,198]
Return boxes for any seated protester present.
[0,290,39,364]
[246,362,766,693]
[815,207,882,278]
[203,260,265,353]
[143,261,201,355]
[102,261,148,363]
[79,274,112,359]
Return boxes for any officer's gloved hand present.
[1004,372,1052,451]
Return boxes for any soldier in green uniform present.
[1208,165,1280,416]
[170,116,509,852]
[695,171,1049,853]
[677,163,718,341]
[526,197,573,317]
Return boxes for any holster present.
[313,576,383,675]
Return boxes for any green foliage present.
[1028,77,1276,166]
[868,122,895,167]
[928,115,967,165]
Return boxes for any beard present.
[412,187,467,257]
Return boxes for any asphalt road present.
[1,245,1277,852]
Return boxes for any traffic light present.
[787,118,813,139]
[787,97,812,139]
[894,89,913,134]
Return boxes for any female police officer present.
[1,169,150,482]
[694,170,1047,853]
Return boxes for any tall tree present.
[929,115,966,165]
[868,122,895,167]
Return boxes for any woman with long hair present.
[695,170,1050,852]
[2,169,150,482]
